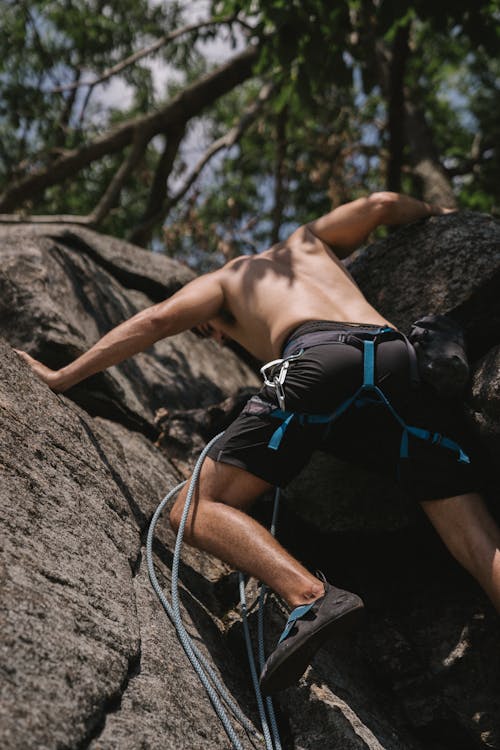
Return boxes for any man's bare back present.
[209,225,393,361]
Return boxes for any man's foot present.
[259,581,364,695]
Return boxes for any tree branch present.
[50,15,238,94]
[54,69,81,146]
[22,2,62,90]
[88,131,149,225]
[129,124,186,246]
[169,81,274,208]
[0,214,94,225]
[78,83,95,128]
[127,81,274,244]
[446,133,490,177]
[0,44,259,213]
[271,105,287,244]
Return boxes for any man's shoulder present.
[219,252,273,276]
[217,225,321,274]
[222,254,252,268]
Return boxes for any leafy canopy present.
[0,0,498,265]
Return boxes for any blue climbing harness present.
[266,326,470,465]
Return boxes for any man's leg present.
[420,492,500,613]
[169,457,325,608]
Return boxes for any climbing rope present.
[146,432,282,749]
[240,486,282,750]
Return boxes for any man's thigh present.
[193,456,274,512]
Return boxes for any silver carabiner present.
[260,348,304,386]
[260,357,286,388]
[259,349,304,411]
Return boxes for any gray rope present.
[147,435,257,749]
[147,488,254,729]
[239,574,275,750]
[256,488,282,749]
[147,432,282,749]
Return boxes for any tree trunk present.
[373,26,457,207]
[386,25,410,192]
[404,98,457,206]
[129,125,185,247]
[271,107,288,244]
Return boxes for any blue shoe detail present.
[278,601,316,644]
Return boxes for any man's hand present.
[14,350,66,392]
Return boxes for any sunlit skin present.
[17,192,500,613]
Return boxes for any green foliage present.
[0,0,181,196]
[179,0,498,262]
[0,0,498,264]
[163,78,384,264]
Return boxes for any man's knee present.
[169,484,217,539]
[169,460,270,537]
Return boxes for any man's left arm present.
[306,191,454,258]
[16,272,225,392]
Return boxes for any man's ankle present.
[289,581,325,609]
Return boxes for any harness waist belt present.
[283,325,395,357]
[282,325,420,388]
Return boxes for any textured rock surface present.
[347,211,500,350]
[0,340,260,749]
[1,218,500,750]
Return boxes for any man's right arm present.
[306,191,454,258]
[16,272,225,392]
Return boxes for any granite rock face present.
[1,218,499,750]
[469,345,500,460]
[0,340,257,750]
[347,211,500,350]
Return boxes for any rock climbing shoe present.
[259,581,364,695]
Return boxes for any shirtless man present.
[18,191,500,694]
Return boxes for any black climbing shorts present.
[206,321,483,502]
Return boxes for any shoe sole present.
[260,602,365,695]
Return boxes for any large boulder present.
[347,211,500,351]
[468,344,500,460]
[0,327,459,750]
[0,335,433,750]
[1,217,500,750]
[0,339,261,750]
